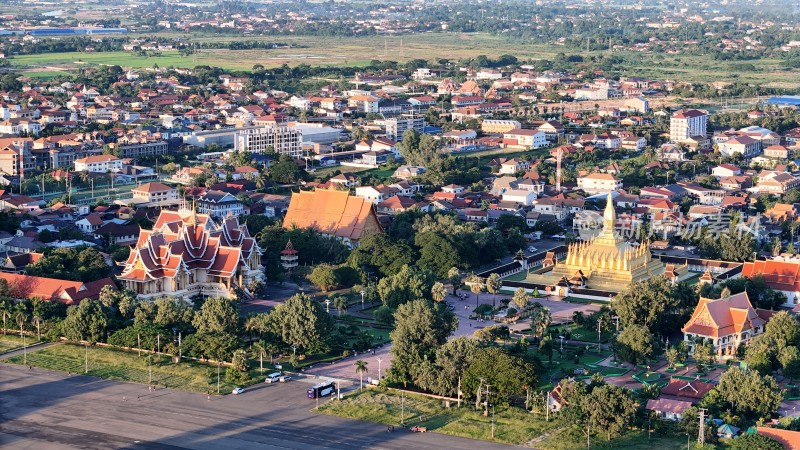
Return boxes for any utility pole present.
[491,406,495,439]
[85,343,88,374]
[699,408,707,445]
[484,384,491,417]
[457,376,462,407]
[401,390,405,426]
[556,146,563,192]
[137,333,141,356]
[545,391,550,421]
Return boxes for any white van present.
[265,372,281,383]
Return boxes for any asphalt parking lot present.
[0,363,519,450]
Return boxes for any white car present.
[279,375,292,383]
[232,387,245,395]
[528,246,538,253]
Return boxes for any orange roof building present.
[0,272,115,305]
[118,207,263,300]
[742,258,800,307]
[682,291,775,358]
[757,427,800,450]
[282,189,382,247]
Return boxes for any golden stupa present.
[530,192,678,292]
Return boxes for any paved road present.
[0,364,519,450]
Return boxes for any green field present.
[0,333,37,354]
[320,389,686,449]
[5,343,247,394]
[9,51,194,69]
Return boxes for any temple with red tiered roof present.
[119,206,263,300]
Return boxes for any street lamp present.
[376,357,382,381]
[360,290,365,309]
[325,299,330,313]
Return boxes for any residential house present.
[441,184,465,194]
[758,172,800,194]
[764,145,790,159]
[197,189,246,218]
[658,144,686,162]
[718,136,761,158]
[537,121,565,141]
[498,158,532,175]
[659,379,714,405]
[75,213,104,233]
[355,185,398,205]
[74,154,123,173]
[376,196,421,215]
[0,272,115,305]
[711,164,742,178]
[645,398,693,421]
[502,189,537,206]
[131,182,178,204]
[679,183,725,205]
[577,173,623,195]
[393,165,426,179]
[502,129,547,149]
[329,173,360,189]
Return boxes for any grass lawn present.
[502,271,530,282]
[320,389,560,446]
[4,343,249,394]
[0,333,38,354]
[320,389,687,449]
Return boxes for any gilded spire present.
[603,191,616,230]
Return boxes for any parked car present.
[279,375,292,383]
[447,303,455,310]
[411,426,427,433]
[528,246,538,253]
[232,388,245,395]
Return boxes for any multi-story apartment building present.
[482,119,521,134]
[385,113,427,141]
[234,125,304,157]
[670,109,708,143]
[113,141,169,159]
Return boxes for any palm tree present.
[485,273,502,308]
[0,299,11,335]
[447,267,461,296]
[252,340,267,375]
[333,296,348,316]
[354,359,368,391]
[531,307,552,338]
[431,282,447,303]
[469,275,484,307]
[512,287,529,311]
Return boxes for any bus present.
[307,381,335,399]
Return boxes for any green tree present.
[307,264,340,292]
[389,299,457,386]
[539,336,554,364]
[729,434,784,450]
[469,276,484,305]
[192,297,239,335]
[780,346,800,382]
[62,300,108,344]
[583,384,637,441]
[377,265,435,308]
[462,346,537,405]
[615,324,656,366]
[706,366,783,420]
[231,349,249,372]
[267,293,335,354]
[692,340,716,369]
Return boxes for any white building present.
[385,114,427,141]
[197,190,245,218]
[670,109,708,143]
[131,182,178,204]
[577,173,623,195]
[502,189,537,206]
[503,129,547,149]
[74,155,123,173]
[234,125,303,157]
